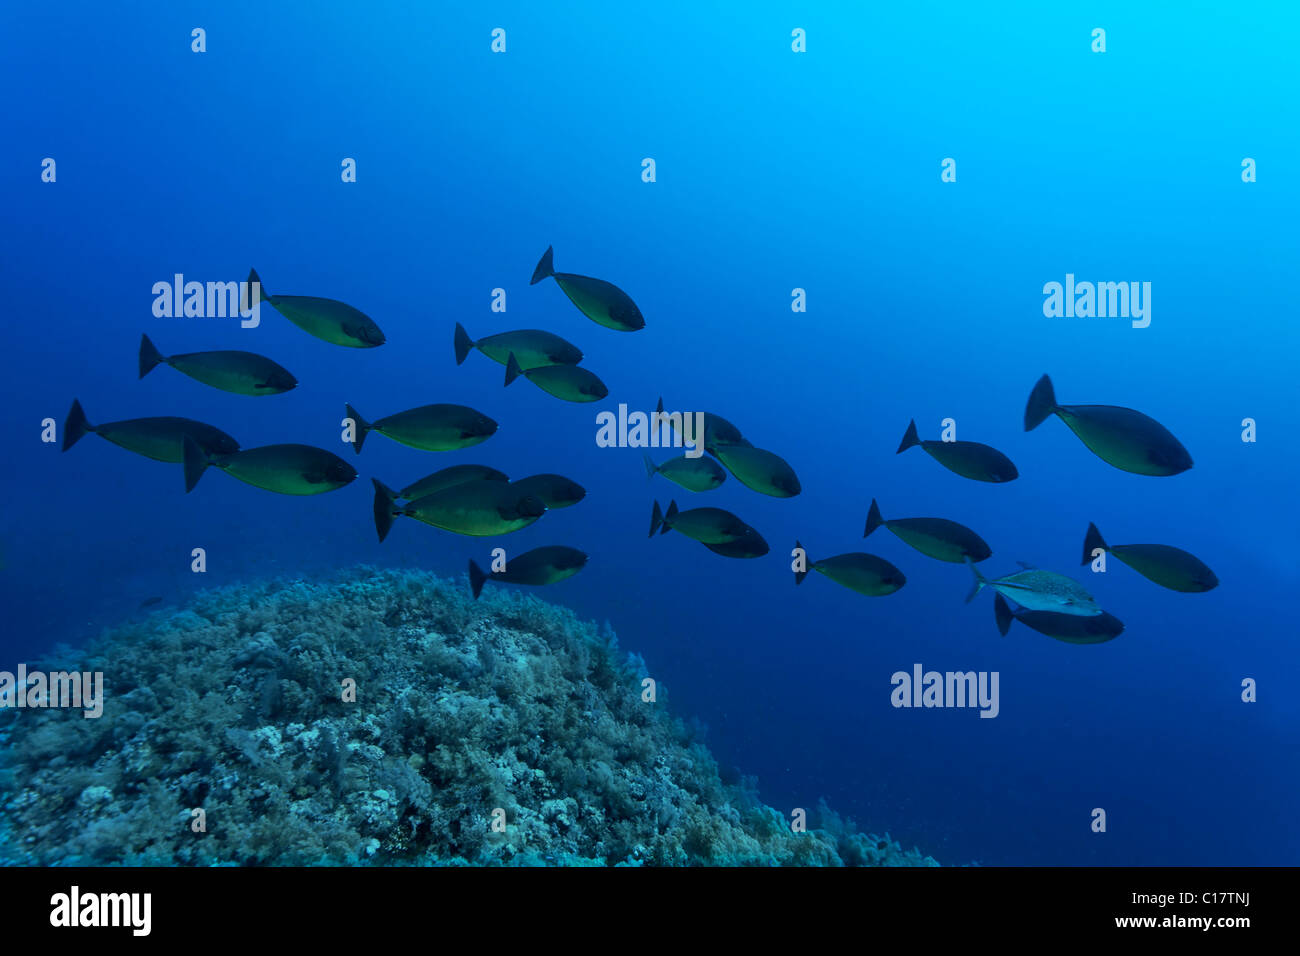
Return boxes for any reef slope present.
[0,568,937,866]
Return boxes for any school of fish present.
[64,249,1218,635]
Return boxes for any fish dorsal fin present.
[995,579,1035,592]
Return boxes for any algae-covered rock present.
[0,567,937,867]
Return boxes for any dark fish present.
[530,245,644,331]
[1024,374,1193,476]
[454,322,582,370]
[62,399,239,463]
[649,500,757,545]
[372,479,545,541]
[711,444,801,498]
[139,334,297,396]
[346,403,497,454]
[793,540,905,596]
[504,353,608,403]
[701,535,769,559]
[897,420,1018,483]
[967,560,1100,616]
[1082,522,1218,592]
[509,474,586,509]
[995,594,1124,644]
[398,464,509,500]
[184,438,356,495]
[864,499,991,563]
[139,596,163,609]
[644,453,726,492]
[468,546,589,598]
[655,397,751,454]
[249,268,385,348]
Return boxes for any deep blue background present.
[2,2,1296,864]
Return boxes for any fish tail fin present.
[182,436,211,493]
[62,399,94,451]
[643,453,658,479]
[504,352,523,387]
[345,403,371,454]
[138,333,166,378]
[794,540,809,585]
[994,594,1014,637]
[453,322,474,365]
[530,245,555,285]
[372,478,399,543]
[649,500,664,537]
[247,268,269,303]
[663,500,679,535]
[896,419,921,454]
[468,559,488,599]
[964,557,988,604]
[1083,522,1108,565]
[1024,374,1058,431]
[864,498,884,537]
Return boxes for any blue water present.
[3,2,1296,865]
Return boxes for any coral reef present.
[0,568,937,866]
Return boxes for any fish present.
[183,438,356,495]
[701,535,770,559]
[649,500,757,545]
[1082,522,1218,592]
[62,399,239,463]
[966,560,1101,616]
[346,403,497,454]
[509,474,586,509]
[372,478,546,541]
[643,453,726,492]
[655,397,751,454]
[138,596,163,609]
[897,420,1018,483]
[398,464,509,500]
[710,444,801,498]
[468,546,589,598]
[793,541,905,596]
[248,268,385,348]
[504,353,608,403]
[863,499,991,563]
[1024,374,1193,476]
[138,334,298,396]
[995,594,1124,644]
[454,322,582,370]
[530,245,645,331]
